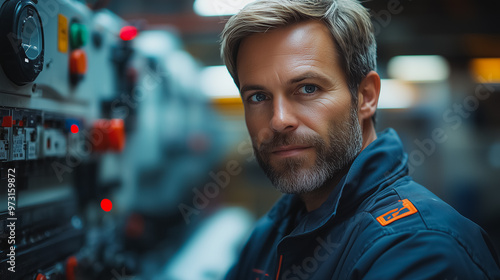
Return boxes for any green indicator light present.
[70,22,87,49]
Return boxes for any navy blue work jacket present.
[226,128,500,279]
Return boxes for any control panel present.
[0,0,228,279]
[0,0,132,279]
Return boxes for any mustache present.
[257,132,322,153]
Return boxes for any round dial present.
[18,8,43,60]
[0,0,44,85]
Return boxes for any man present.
[220,0,500,279]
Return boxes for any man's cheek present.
[251,126,274,146]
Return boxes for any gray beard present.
[253,107,363,194]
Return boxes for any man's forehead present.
[236,20,341,86]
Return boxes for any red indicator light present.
[119,26,138,41]
[71,124,79,134]
[1,116,15,127]
[101,198,113,212]
[69,49,87,75]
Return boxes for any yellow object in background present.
[58,14,68,53]
[471,58,500,83]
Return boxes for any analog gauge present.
[19,7,43,60]
[0,0,44,85]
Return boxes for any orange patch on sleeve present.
[376,199,418,226]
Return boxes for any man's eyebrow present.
[239,72,333,95]
[240,85,267,95]
[289,72,332,85]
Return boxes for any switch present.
[91,119,126,152]
[25,127,38,160]
[70,49,87,84]
[1,116,15,127]
[42,129,67,158]
[108,119,125,152]
[70,22,87,49]
[11,127,25,160]
[69,50,87,75]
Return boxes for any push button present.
[92,119,126,152]
[1,116,15,127]
[70,22,88,49]
[108,119,125,152]
[69,50,87,75]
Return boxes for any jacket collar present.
[267,128,409,236]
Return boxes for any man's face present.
[236,20,363,194]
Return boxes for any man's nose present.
[270,97,298,133]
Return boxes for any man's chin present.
[268,167,329,194]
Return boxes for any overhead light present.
[133,30,179,56]
[378,79,417,109]
[388,55,450,82]
[470,58,500,83]
[193,0,257,17]
[200,65,239,98]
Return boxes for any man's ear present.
[357,71,381,122]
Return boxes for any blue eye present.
[249,93,267,103]
[299,85,318,94]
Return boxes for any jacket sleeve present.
[349,230,498,280]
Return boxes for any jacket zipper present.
[276,254,283,280]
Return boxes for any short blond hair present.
[220,0,376,105]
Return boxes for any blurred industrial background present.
[0,0,499,279]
